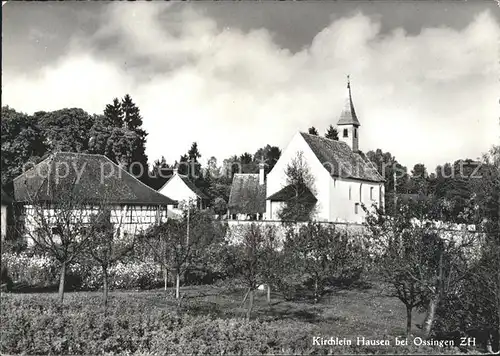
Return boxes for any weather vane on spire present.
[347,74,351,88]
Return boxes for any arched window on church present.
[343,129,348,137]
[359,183,363,202]
[354,128,357,138]
[348,186,352,200]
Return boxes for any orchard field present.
[1,281,471,355]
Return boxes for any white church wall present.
[265,132,331,221]
[329,178,383,223]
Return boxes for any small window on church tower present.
[354,128,357,138]
[343,129,348,137]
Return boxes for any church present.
[228,77,385,223]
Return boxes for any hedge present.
[1,294,466,355]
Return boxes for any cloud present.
[3,4,499,170]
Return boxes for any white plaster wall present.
[265,132,331,221]
[267,201,285,220]
[329,178,383,223]
[159,174,198,203]
[159,174,198,216]
[337,125,359,152]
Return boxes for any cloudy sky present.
[2,1,499,171]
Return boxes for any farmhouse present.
[266,78,385,223]
[12,152,177,240]
[158,166,209,216]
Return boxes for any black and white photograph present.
[1,1,499,354]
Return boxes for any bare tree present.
[86,207,135,309]
[19,178,96,304]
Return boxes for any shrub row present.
[0,294,317,355]
[2,253,163,291]
[1,294,466,355]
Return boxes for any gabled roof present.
[160,173,209,200]
[300,132,384,183]
[337,76,361,127]
[178,175,209,200]
[267,185,317,203]
[1,189,13,205]
[13,152,177,206]
[228,174,266,214]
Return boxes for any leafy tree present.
[325,124,339,141]
[148,156,172,190]
[365,198,478,338]
[142,209,226,300]
[282,222,362,303]
[365,149,409,214]
[239,152,252,165]
[1,106,48,190]
[407,163,429,195]
[308,126,318,135]
[38,108,93,153]
[88,115,113,155]
[231,223,277,320]
[462,145,500,350]
[105,128,139,168]
[278,151,317,221]
[253,144,282,174]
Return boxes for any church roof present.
[300,133,384,183]
[228,174,266,214]
[13,152,177,206]
[337,76,361,127]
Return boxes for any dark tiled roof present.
[267,185,317,203]
[1,189,13,205]
[300,133,384,183]
[337,81,361,127]
[13,152,177,206]
[160,174,209,200]
[228,174,266,214]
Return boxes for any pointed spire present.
[337,74,361,127]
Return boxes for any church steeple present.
[337,75,361,152]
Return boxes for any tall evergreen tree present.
[119,95,149,182]
[103,98,124,128]
[325,125,339,141]
[121,94,143,130]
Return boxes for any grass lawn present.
[8,281,427,339]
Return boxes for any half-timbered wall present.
[20,204,168,243]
